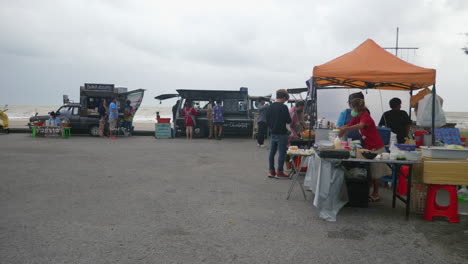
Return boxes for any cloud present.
[0,0,467,114]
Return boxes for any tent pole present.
[308,82,316,148]
[431,84,436,145]
[409,89,413,119]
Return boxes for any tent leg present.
[409,90,413,120]
[431,84,436,145]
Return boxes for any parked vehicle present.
[155,88,270,138]
[29,83,145,136]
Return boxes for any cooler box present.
[423,158,468,185]
[157,118,171,123]
[155,123,171,139]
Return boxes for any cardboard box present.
[422,158,468,185]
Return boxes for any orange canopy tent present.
[307,39,438,144]
[312,39,436,90]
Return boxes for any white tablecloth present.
[304,155,348,222]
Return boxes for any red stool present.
[424,184,459,223]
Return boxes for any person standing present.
[182,101,198,140]
[256,97,269,147]
[98,99,107,137]
[123,100,135,135]
[205,99,214,139]
[339,98,391,202]
[379,98,412,144]
[213,100,224,140]
[266,89,291,179]
[336,92,365,140]
[289,101,306,140]
[172,100,180,138]
[108,97,119,140]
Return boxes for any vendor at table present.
[338,98,391,202]
[336,92,366,140]
[48,111,61,126]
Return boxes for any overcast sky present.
[1,0,467,114]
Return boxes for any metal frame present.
[306,77,437,145]
[286,155,308,200]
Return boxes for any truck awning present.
[154,94,180,101]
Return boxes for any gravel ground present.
[0,134,467,264]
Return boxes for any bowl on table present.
[361,151,378,159]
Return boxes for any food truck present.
[155,88,270,138]
[29,83,145,136]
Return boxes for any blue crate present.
[377,127,391,145]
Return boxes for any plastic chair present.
[424,184,459,223]
[62,127,71,138]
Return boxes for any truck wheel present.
[193,126,206,138]
[89,125,100,136]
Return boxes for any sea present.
[4,105,468,130]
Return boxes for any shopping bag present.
[416,94,446,127]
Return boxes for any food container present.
[395,144,417,151]
[420,146,468,159]
[405,151,422,161]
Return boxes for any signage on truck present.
[225,122,249,129]
[84,83,114,91]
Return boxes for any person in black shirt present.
[98,99,107,137]
[266,89,292,179]
[172,100,180,121]
[172,100,180,138]
[378,98,412,144]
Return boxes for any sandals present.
[368,195,380,202]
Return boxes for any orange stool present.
[424,184,459,223]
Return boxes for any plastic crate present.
[410,183,428,214]
[395,144,417,151]
[377,127,391,145]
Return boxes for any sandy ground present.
[0,134,467,264]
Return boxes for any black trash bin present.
[346,178,369,208]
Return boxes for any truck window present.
[58,106,71,115]
[238,101,247,111]
[72,107,80,116]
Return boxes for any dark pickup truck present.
[155,88,271,138]
[29,84,145,136]
[29,104,103,136]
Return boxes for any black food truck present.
[29,83,145,136]
[155,88,271,138]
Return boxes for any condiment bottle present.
[334,137,342,149]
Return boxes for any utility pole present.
[383,27,419,58]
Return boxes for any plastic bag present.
[347,168,367,181]
[416,94,446,127]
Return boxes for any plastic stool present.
[294,156,308,172]
[62,127,71,138]
[424,185,459,223]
